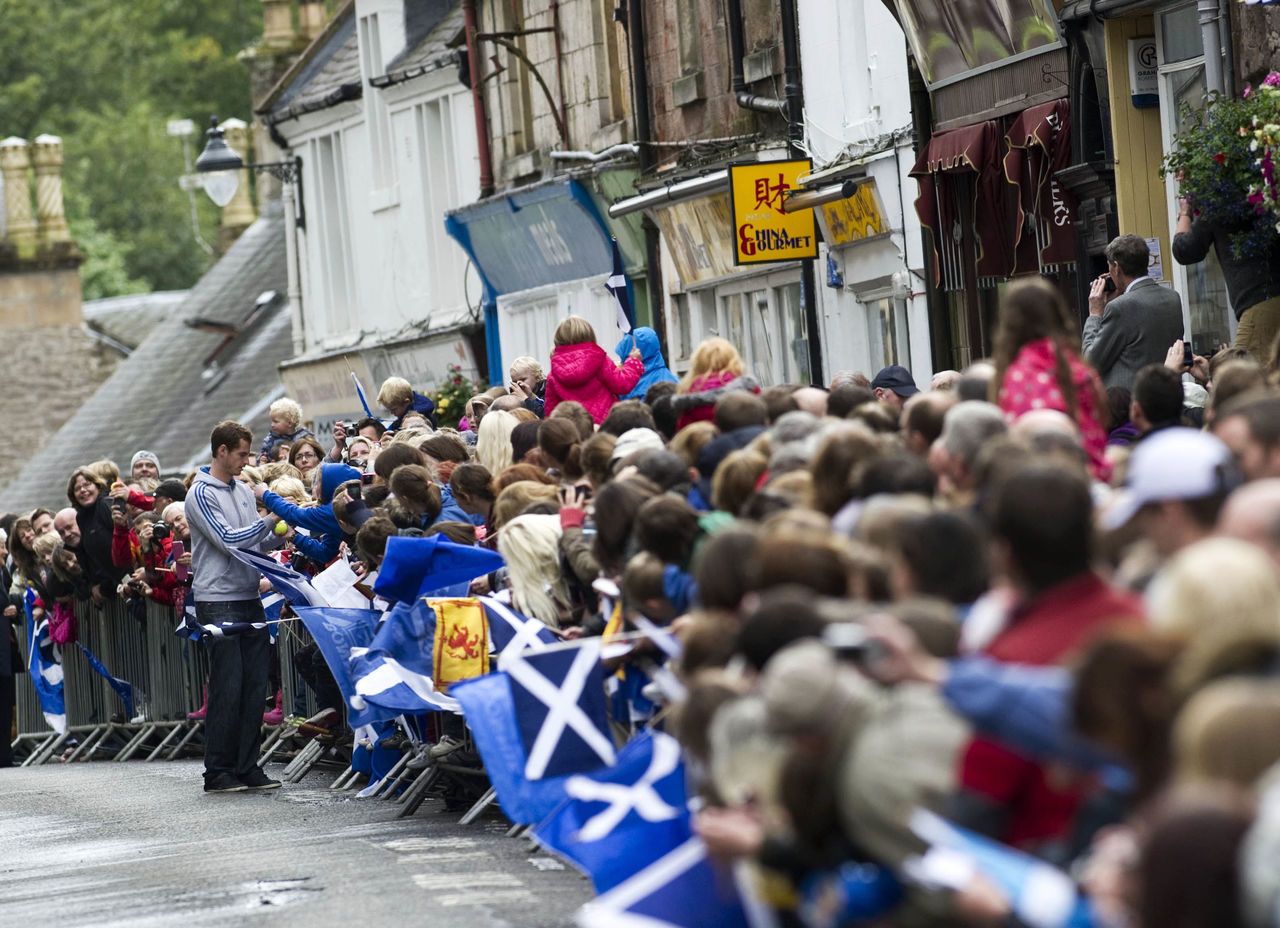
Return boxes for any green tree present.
[0,0,261,295]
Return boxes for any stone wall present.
[0,326,119,499]
[0,267,83,327]
[645,0,787,158]
[1231,3,1280,88]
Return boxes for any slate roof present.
[83,290,189,351]
[379,1,462,85]
[0,202,293,512]
[268,10,362,123]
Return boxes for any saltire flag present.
[347,599,463,719]
[294,606,383,730]
[228,548,328,608]
[605,238,634,335]
[536,731,688,892]
[450,672,574,824]
[23,590,65,734]
[906,810,1097,928]
[352,371,374,419]
[176,602,271,639]
[576,837,753,928]
[481,594,558,655]
[373,535,503,604]
[76,643,135,720]
[500,638,616,780]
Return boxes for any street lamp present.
[194,116,304,227]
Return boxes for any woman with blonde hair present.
[543,315,643,424]
[492,481,559,530]
[475,409,519,476]
[497,513,572,627]
[671,337,759,432]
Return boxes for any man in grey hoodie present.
[186,420,287,793]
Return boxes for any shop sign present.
[653,193,738,287]
[1128,38,1159,109]
[818,180,890,247]
[729,160,819,266]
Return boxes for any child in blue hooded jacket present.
[254,462,362,569]
[615,326,677,401]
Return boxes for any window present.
[677,0,703,75]
[708,271,807,385]
[307,131,357,340]
[359,13,396,191]
[1158,4,1233,354]
[670,293,693,364]
[595,0,627,122]
[417,94,465,309]
[862,293,911,372]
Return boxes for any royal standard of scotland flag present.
[502,638,616,780]
[77,643,135,720]
[605,238,634,335]
[23,590,66,734]
[481,594,558,655]
[451,672,574,825]
[295,607,383,729]
[348,599,461,719]
[536,731,688,892]
[576,837,751,928]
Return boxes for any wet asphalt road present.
[0,759,591,928]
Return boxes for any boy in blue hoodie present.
[616,326,677,401]
[253,462,362,569]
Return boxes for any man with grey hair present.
[933,401,1009,501]
[1083,234,1184,391]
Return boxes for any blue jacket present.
[439,484,484,526]
[389,391,437,430]
[259,426,313,461]
[615,327,677,401]
[261,463,361,567]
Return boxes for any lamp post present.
[194,116,304,229]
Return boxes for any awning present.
[444,178,615,299]
[911,121,1021,284]
[1004,98,1077,269]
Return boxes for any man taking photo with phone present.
[186,420,289,794]
[1083,234,1184,392]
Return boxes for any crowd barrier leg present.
[369,754,413,799]
[144,723,189,761]
[17,732,61,767]
[395,766,442,819]
[329,765,358,789]
[167,722,203,760]
[282,740,324,782]
[457,785,498,825]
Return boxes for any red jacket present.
[959,573,1142,850]
[543,342,643,424]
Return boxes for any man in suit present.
[1083,234,1185,392]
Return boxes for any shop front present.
[445,176,649,382]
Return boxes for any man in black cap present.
[870,364,920,413]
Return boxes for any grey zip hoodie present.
[186,467,281,602]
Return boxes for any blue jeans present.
[200,600,269,782]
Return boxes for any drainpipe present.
[778,0,824,384]
[464,0,495,197]
[550,0,570,148]
[1198,0,1223,95]
[726,0,787,115]
[624,0,668,351]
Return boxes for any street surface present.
[0,760,590,927]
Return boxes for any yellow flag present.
[428,597,489,690]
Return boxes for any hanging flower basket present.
[1161,75,1280,259]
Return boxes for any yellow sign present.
[728,160,818,265]
[819,180,890,247]
[653,193,738,287]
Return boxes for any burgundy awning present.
[1004,98,1077,269]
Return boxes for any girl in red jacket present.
[543,316,643,424]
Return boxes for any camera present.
[1183,338,1195,369]
[152,522,170,541]
[111,496,127,515]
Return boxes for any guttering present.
[550,144,640,163]
[607,170,729,218]
[726,0,787,115]
[464,0,495,197]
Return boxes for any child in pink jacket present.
[543,316,643,424]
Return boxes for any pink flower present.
[1245,84,1254,99]
[1264,71,1280,88]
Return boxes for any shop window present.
[670,293,693,364]
[863,294,911,372]
[776,282,810,385]
[1158,5,1233,353]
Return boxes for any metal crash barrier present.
[12,597,333,769]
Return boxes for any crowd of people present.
[6,237,1280,924]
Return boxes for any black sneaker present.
[239,767,282,790]
[204,773,248,793]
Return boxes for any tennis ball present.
[274,522,289,536]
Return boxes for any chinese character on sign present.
[754,174,791,214]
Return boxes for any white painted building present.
[260,0,485,437]
[797,0,934,386]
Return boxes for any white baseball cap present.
[1102,428,1237,531]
